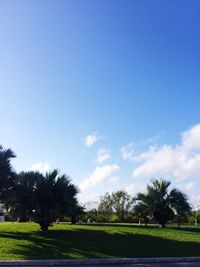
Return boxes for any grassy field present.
[0,222,200,260]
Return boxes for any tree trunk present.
[39,221,49,232]
[71,217,76,224]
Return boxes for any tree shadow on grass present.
[0,227,200,260]
[170,226,200,234]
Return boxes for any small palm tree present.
[10,169,80,231]
[33,170,79,231]
[135,179,191,227]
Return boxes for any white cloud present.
[96,148,111,164]
[108,176,120,184]
[27,162,50,174]
[79,164,120,192]
[181,182,195,192]
[121,133,163,161]
[83,132,101,147]
[121,143,136,161]
[122,124,200,180]
[179,182,200,206]
[181,124,200,150]
[125,183,146,196]
[81,198,99,210]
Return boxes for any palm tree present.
[169,188,191,227]
[9,171,42,222]
[135,179,191,227]
[10,169,80,231]
[33,170,79,231]
[0,145,16,203]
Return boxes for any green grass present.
[0,222,200,260]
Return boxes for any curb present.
[0,257,200,266]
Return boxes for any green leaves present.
[9,170,80,231]
[0,145,16,202]
[135,179,191,227]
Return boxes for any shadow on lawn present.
[170,226,200,234]
[0,226,200,260]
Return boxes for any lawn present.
[0,222,200,260]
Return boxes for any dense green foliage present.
[0,223,200,260]
[83,182,192,226]
[0,144,194,230]
[97,191,134,222]
[9,170,79,231]
[135,179,191,227]
[133,201,149,225]
[98,192,113,222]
[0,145,81,231]
[32,170,79,230]
[0,145,16,203]
[111,190,134,221]
[10,171,42,222]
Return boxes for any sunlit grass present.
[0,222,200,260]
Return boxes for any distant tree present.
[84,201,99,211]
[111,190,133,222]
[189,210,200,226]
[0,145,16,203]
[133,201,149,225]
[136,179,191,227]
[98,192,113,222]
[85,208,98,223]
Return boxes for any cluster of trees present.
[0,145,81,231]
[0,144,196,231]
[84,180,192,228]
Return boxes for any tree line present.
[83,182,192,228]
[0,144,197,231]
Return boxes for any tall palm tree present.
[135,179,191,227]
[0,145,16,202]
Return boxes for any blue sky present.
[0,0,200,206]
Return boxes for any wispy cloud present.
[83,132,101,147]
[96,148,111,164]
[120,132,163,161]
[27,162,50,174]
[121,143,137,161]
[79,164,120,192]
